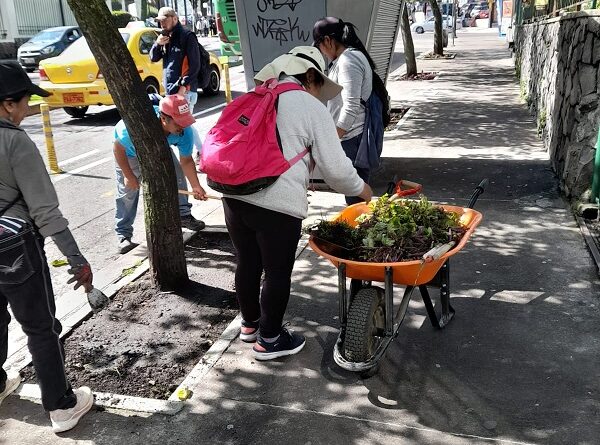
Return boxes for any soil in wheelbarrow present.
[21,232,239,400]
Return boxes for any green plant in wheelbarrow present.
[308,195,466,263]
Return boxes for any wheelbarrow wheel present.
[344,287,385,363]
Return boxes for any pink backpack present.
[199,78,309,195]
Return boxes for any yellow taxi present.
[39,26,222,118]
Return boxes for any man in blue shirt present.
[113,95,207,254]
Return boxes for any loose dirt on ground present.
[398,72,438,81]
[385,108,410,131]
[22,232,239,400]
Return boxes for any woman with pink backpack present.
[201,46,372,360]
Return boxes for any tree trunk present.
[489,0,496,28]
[400,4,418,77]
[67,0,189,290]
[140,0,148,20]
[429,0,444,56]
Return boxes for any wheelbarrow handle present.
[467,179,488,209]
[178,189,222,200]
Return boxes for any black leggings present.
[223,198,302,338]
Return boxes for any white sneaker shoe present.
[50,386,94,433]
[0,374,21,406]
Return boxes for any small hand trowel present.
[84,284,110,312]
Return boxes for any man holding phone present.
[150,7,201,109]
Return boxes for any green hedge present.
[112,10,132,28]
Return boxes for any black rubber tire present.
[143,77,160,95]
[202,64,220,96]
[63,106,88,118]
[415,26,424,34]
[343,287,386,363]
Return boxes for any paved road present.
[21,58,247,298]
[21,31,437,298]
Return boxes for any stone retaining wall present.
[515,11,600,199]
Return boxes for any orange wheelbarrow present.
[308,180,487,374]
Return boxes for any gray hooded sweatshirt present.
[0,117,68,237]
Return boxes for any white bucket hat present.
[254,46,342,102]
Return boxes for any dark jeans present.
[341,133,370,205]
[223,198,302,339]
[0,227,76,411]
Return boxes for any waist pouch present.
[0,216,36,285]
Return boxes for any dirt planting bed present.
[398,72,438,81]
[22,232,239,399]
[385,108,410,131]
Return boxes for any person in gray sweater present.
[313,17,375,205]
[0,61,93,433]
[224,46,372,361]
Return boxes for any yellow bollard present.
[40,103,62,174]
[223,62,232,104]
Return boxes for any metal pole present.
[183,0,188,26]
[40,103,62,174]
[591,128,600,203]
[58,0,66,25]
[223,60,232,103]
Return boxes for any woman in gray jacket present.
[0,61,93,433]
[313,17,375,205]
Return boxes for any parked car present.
[410,15,452,34]
[473,8,490,19]
[39,27,222,118]
[17,26,81,72]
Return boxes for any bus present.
[214,0,242,59]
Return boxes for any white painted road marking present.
[52,157,113,184]
[58,149,100,167]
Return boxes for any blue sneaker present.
[253,327,306,361]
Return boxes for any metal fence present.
[522,0,591,21]
[14,0,77,36]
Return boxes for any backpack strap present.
[261,78,308,165]
[287,148,309,166]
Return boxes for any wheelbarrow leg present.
[338,264,348,328]
[439,261,455,326]
[385,267,394,336]
[420,261,455,329]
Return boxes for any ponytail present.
[338,21,376,71]
[313,17,377,71]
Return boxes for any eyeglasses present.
[313,35,332,48]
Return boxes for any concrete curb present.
[15,383,184,416]
[576,215,600,277]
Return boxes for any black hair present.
[0,90,29,103]
[313,18,376,71]
[292,69,325,89]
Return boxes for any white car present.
[410,15,453,34]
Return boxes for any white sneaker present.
[50,386,94,433]
[0,374,21,406]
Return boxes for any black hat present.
[0,60,50,100]
[312,17,345,45]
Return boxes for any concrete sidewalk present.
[2,29,600,445]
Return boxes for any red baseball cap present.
[159,95,195,128]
